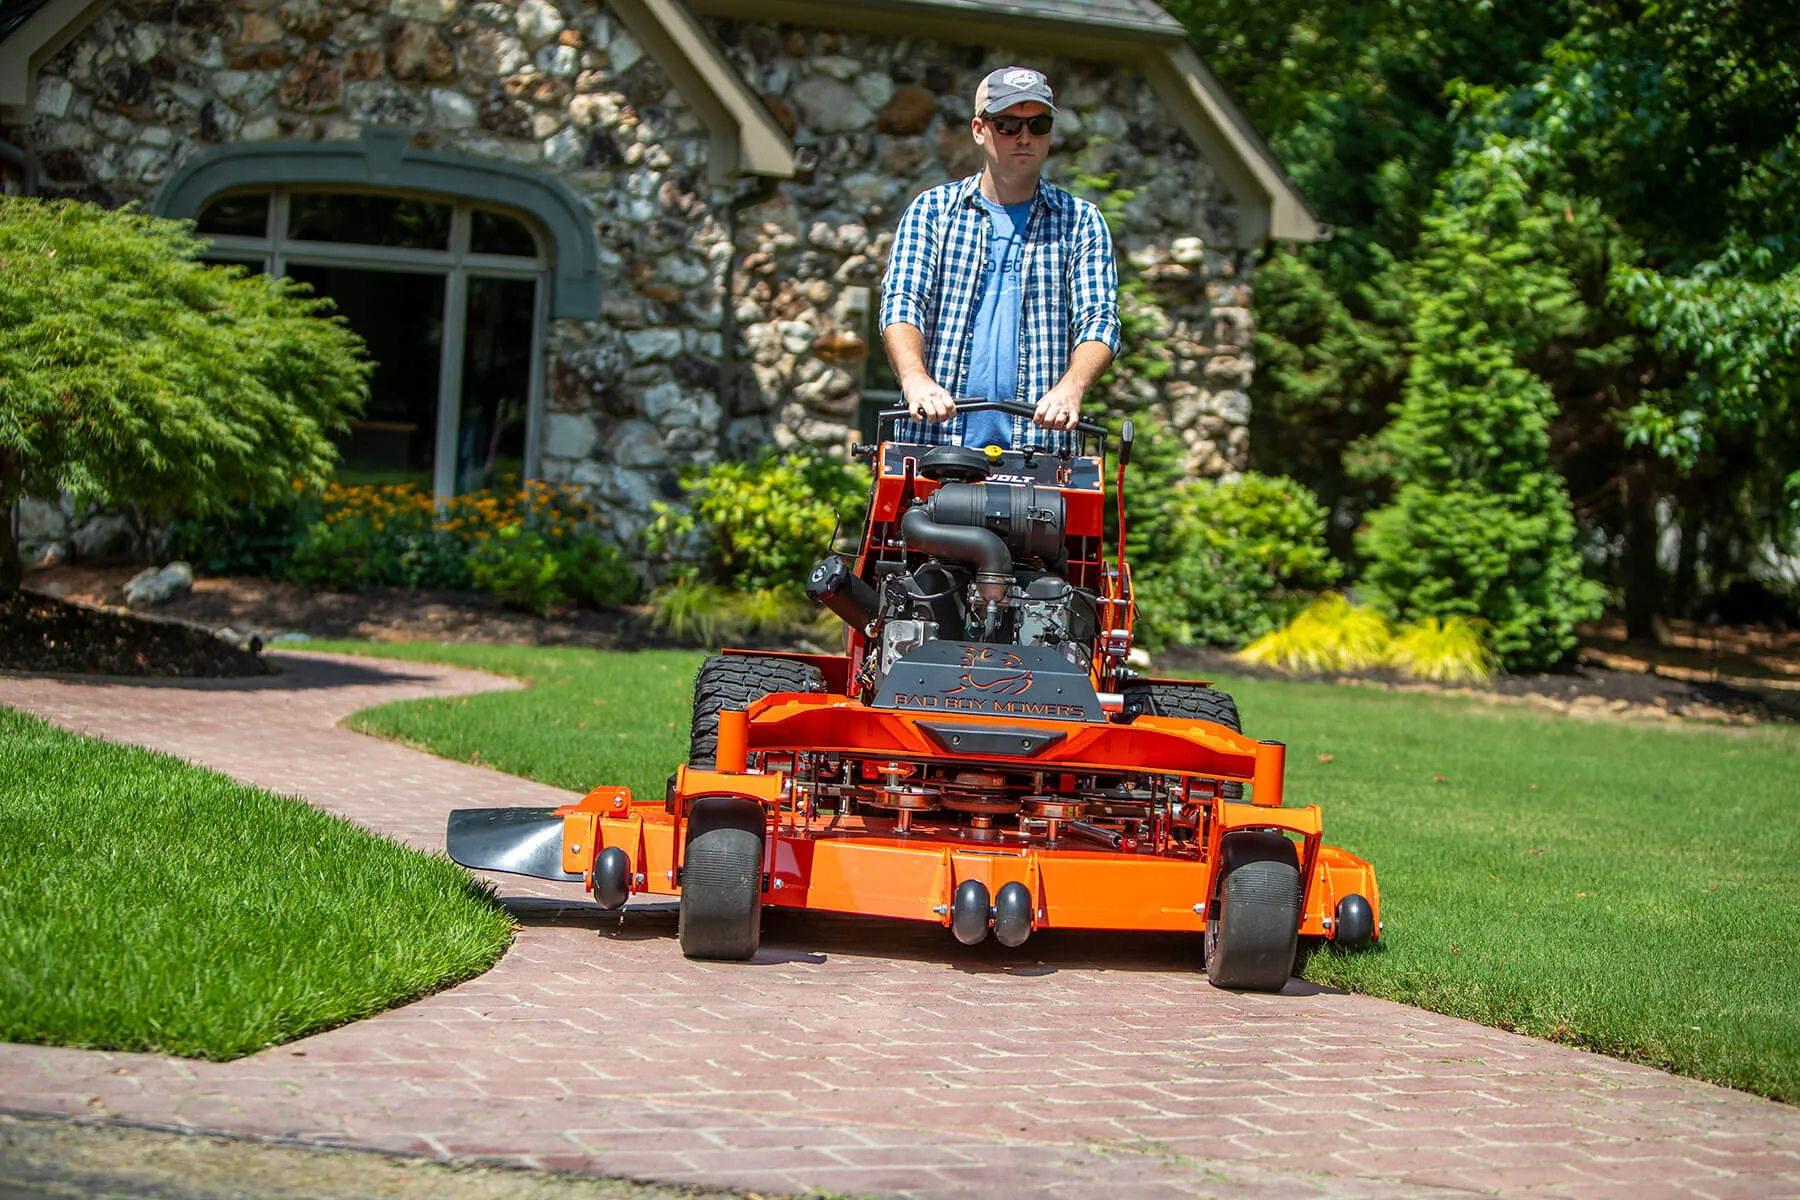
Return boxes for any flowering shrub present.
[286,480,636,610]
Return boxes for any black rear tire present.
[678,797,765,961]
[1205,829,1302,991]
[1125,683,1244,797]
[689,654,826,769]
[1124,683,1242,732]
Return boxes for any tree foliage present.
[0,198,368,591]
[1160,0,1800,642]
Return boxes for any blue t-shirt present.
[961,197,1033,450]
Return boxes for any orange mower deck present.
[448,404,1381,987]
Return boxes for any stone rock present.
[812,330,866,365]
[543,126,582,166]
[876,85,935,136]
[542,410,599,459]
[280,49,341,111]
[810,54,861,82]
[347,82,424,124]
[390,0,454,19]
[194,98,234,138]
[516,0,565,47]
[626,327,682,361]
[610,419,666,469]
[459,28,525,78]
[385,21,454,82]
[1170,235,1206,265]
[1203,354,1253,386]
[228,48,287,69]
[16,497,71,542]
[568,92,619,128]
[34,77,74,119]
[1211,306,1253,349]
[478,97,532,138]
[1209,389,1251,425]
[343,46,383,80]
[503,71,568,106]
[123,561,195,606]
[933,120,982,177]
[536,43,577,77]
[791,77,872,134]
[855,72,894,111]
[277,0,331,42]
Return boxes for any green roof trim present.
[154,130,602,319]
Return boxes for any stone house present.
[1,0,1322,556]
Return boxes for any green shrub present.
[467,526,634,616]
[165,492,318,579]
[1132,472,1343,648]
[648,452,869,595]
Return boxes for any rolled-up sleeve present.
[1067,202,1120,353]
[879,189,939,332]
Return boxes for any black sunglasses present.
[985,114,1054,137]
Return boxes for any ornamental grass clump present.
[649,576,735,646]
[1386,615,1500,685]
[1237,593,1393,674]
[1237,593,1502,684]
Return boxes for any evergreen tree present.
[1357,142,1604,667]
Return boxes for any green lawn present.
[307,640,1800,1102]
[0,706,514,1060]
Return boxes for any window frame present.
[199,186,551,497]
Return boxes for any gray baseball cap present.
[974,66,1058,115]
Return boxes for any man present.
[879,66,1120,453]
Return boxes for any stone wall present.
[710,20,1258,477]
[10,0,1255,562]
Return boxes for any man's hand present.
[902,374,957,423]
[1033,380,1084,431]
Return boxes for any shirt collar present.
[957,172,1054,211]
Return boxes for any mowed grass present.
[312,641,700,798]
[0,706,514,1060]
[308,641,1800,1101]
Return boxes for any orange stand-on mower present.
[448,400,1379,990]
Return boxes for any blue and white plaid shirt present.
[879,173,1121,453]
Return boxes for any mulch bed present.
[0,590,270,678]
[1162,642,1800,725]
[12,563,1800,723]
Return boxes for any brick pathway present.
[3,652,1797,1200]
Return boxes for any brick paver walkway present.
[3,652,1797,1199]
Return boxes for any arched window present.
[197,188,549,496]
[156,131,602,498]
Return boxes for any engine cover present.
[869,640,1104,722]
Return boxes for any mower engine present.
[809,473,1101,691]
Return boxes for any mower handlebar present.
[875,399,1109,456]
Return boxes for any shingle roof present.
[0,0,55,45]
[900,0,1182,37]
